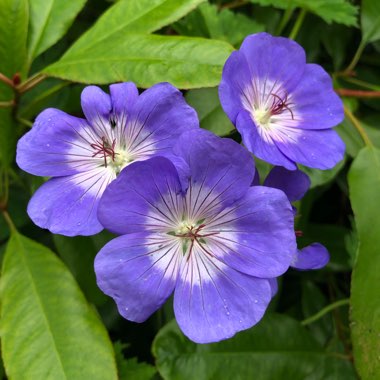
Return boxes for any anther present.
[90,137,118,167]
[270,93,294,119]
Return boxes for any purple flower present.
[16,82,198,236]
[262,166,329,270]
[219,32,345,170]
[94,129,296,343]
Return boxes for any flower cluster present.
[17,33,344,343]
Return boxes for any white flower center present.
[253,107,272,129]
[241,80,296,132]
[176,221,192,235]
[108,148,132,174]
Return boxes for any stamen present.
[270,93,294,119]
[175,223,219,241]
[90,136,118,167]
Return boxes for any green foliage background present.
[0,0,379,379]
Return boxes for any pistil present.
[253,92,294,129]
[91,137,117,168]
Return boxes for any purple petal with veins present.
[16,82,198,236]
[219,32,345,170]
[96,131,296,343]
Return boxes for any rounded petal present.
[27,168,114,236]
[263,166,310,202]
[174,129,255,209]
[205,186,296,278]
[292,243,330,270]
[95,232,180,322]
[240,32,306,92]
[125,82,199,157]
[16,108,93,177]
[165,154,191,192]
[109,82,139,120]
[219,50,252,123]
[81,85,112,127]
[236,110,296,170]
[268,278,278,298]
[98,157,182,235]
[174,249,272,343]
[276,128,345,170]
[292,64,344,129]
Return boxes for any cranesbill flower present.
[219,32,345,170]
[16,82,198,236]
[262,166,329,270]
[95,129,296,343]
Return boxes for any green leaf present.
[65,0,205,55]
[114,342,156,380]
[185,88,234,136]
[0,185,29,240]
[361,0,380,44]
[0,110,17,168]
[301,282,333,346]
[300,158,345,188]
[0,0,28,78]
[321,24,354,70]
[348,146,380,379]
[174,3,264,46]
[216,7,264,46]
[53,234,109,306]
[44,34,234,88]
[19,79,72,119]
[0,233,118,380]
[336,118,364,157]
[337,113,380,158]
[362,120,380,147]
[0,0,28,167]
[152,314,355,380]
[249,0,358,26]
[27,0,87,62]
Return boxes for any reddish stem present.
[0,72,14,87]
[336,88,380,98]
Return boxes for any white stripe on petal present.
[126,233,183,282]
[65,122,107,168]
[70,166,116,197]
[179,240,240,286]
[241,78,302,145]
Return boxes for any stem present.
[0,168,9,206]
[276,7,294,35]
[1,210,16,233]
[0,100,14,108]
[301,298,350,326]
[0,72,14,87]
[341,76,380,91]
[344,40,366,74]
[337,88,380,98]
[329,352,353,361]
[16,117,33,128]
[289,8,307,40]
[344,105,373,147]
[17,73,47,94]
